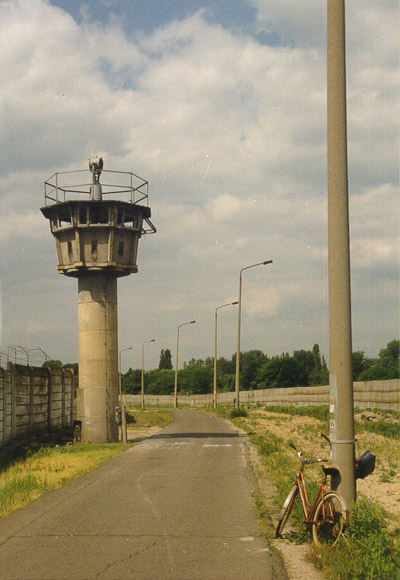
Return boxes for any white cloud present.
[0,1,397,366]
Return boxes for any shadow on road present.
[129,431,243,443]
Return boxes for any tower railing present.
[44,169,149,207]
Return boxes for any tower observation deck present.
[41,158,156,443]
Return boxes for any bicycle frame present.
[294,467,329,524]
[276,436,347,546]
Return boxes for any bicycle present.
[275,434,348,547]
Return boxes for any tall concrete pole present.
[214,302,238,409]
[174,321,196,408]
[327,0,356,505]
[141,339,155,408]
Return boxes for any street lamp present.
[119,346,133,444]
[141,339,155,408]
[174,320,196,408]
[214,302,238,409]
[235,260,273,408]
[118,346,133,396]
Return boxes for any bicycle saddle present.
[322,464,341,477]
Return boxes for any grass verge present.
[0,442,131,519]
[125,406,174,428]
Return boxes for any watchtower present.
[41,158,156,443]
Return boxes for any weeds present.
[265,405,330,423]
[357,419,400,440]
[314,497,400,579]
[229,407,248,419]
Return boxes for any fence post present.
[47,366,52,434]
[10,363,17,439]
[61,368,66,429]
[0,367,5,445]
[29,366,35,437]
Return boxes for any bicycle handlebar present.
[290,436,330,465]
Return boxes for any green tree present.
[239,350,268,389]
[356,340,399,381]
[179,359,213,395]
[42,359,63,368]
[352,351,369,381]
[309,355,329,385]
[357,364,391,382]
[63,362,79,375]
[122,368,141,394]
[378,339,399,378]
[146,369,175,395]
[217,356,235,375]
[159,348,172,370]
[292,349,315,386]
[257,355,302,389]
[312,343,322,370]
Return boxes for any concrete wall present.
[0,364,75,446]
[125,379,400,411]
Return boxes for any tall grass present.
[125,407,174,428]
[0,443,130,518]
[264,405,330,423]
[356,419,400,440]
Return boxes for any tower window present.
[67,241,73,258]
[79,207,88,224]
[118,241,124,256]
[91,240,98,255]
[117,208,124,225]
[89,205,109,224]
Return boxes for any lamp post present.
[119,346,133,443]
[214,302,238,409]
[141,339,155,408]
[174,321,196,408]
[235,260,273,408]
[327,0,356,505]
[119,346,133,396]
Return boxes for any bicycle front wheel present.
[275,484,298,538]
[312,491,346,547]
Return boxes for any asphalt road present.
[0,409,288,580]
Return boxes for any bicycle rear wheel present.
[275,484,298,538]
[312,491,346,547]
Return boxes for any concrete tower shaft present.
[77,274,118,442]
[41,161,156,443]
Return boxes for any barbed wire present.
[0,346,50,368]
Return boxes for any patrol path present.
[0,409,288,580]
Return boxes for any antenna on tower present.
[89,156,103,200]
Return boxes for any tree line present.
[120,339,399,396]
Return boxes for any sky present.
[0,0,398,372]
